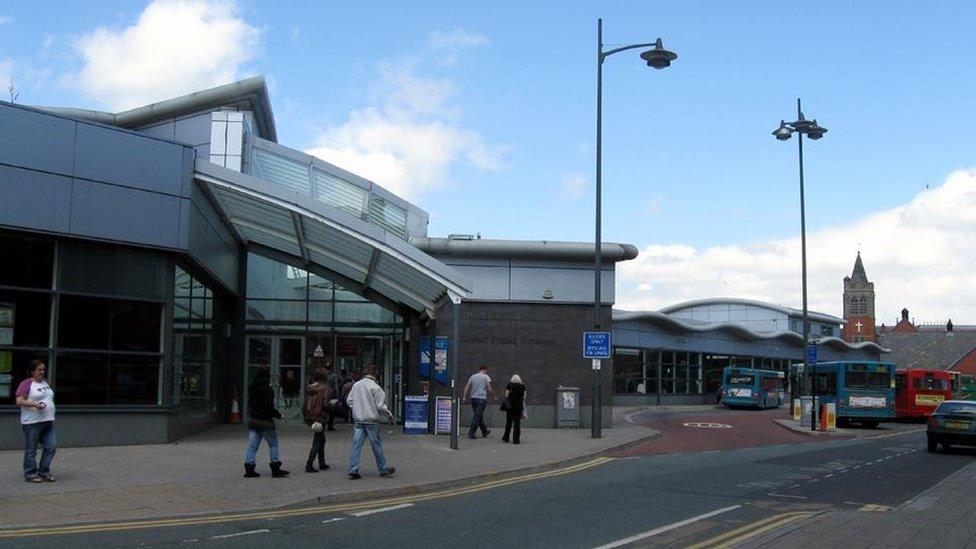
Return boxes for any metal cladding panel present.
[74,123,186,196]
[173,113,214,147]
[0,103,77,175]
[69,179,182,248]
[448,264,511,301]
[307,248,367,284]
[239,225,301,257]
[0,164,73,233]
[373,254,442,299]
[510,266,615,304]
[302,221,374,265]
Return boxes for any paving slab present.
[0,410,658,528]
[773,418,925,439]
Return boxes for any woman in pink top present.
[15,359,57,483]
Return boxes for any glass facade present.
[244,252,405,420]
[0,231,233,408]
[613,347,796,397]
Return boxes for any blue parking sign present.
[583,332,612,359]
[806,344,819,365]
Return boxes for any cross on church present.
[855,320,863,333]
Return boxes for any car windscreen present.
[936,402,976,415]
[844,371,890,389]
[727,375,755,386]
[914,376,948,391]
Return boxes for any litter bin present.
[555,386,581,428]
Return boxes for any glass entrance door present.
[246,335,305,421]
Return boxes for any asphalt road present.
[3,410,973,549]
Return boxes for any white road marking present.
[824,474,834,478]
[837,469,848,474]
[321,518,346,524]
[593,505,742,549]
[211,529,270,540]
[349,503,414,517]
[768,492,808,500]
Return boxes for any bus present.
[896,369,954,420]
[721,367,785,409]
[810,361,896,427]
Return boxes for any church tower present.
[843,253,876,343]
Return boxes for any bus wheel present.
[927,438,938,453]
[861,420,879,429]
[941,442,952,452]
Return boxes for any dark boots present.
[270,461,290,478]
[244,463,260,478]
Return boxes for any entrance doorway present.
[246,336,305,421]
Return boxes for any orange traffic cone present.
[228,389,242,424]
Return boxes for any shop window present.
[0,234,54,289]
[56,352,159,405]
[58,295,162,352]
[0,350,49,405]
[0,290,51,348]
[59,242,167,300]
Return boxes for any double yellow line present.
[0,456,614,539]
[688,510,815,549]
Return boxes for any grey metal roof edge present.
[194,160,471,296]
[658,297,844,325]
[33,76,277,141]
[613,310,887,353]
[410,237,640,262]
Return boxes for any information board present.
[403,395,428,434]
[435,396,453,435]
[583,332,612,359]
[419,336,450,385]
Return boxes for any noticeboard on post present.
[403,395,428,435]
[435,396,453,435]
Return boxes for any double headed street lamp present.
[592,19,677,438]
[772,99,828,432]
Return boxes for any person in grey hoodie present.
[346,363,395,479]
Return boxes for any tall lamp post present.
[592,19,677,438]
[772,99,828,431]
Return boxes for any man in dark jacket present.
[303,368,335,472]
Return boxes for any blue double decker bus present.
[722,367,785,409]
[811,361,896,427]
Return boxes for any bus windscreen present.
[844,371,890,389]
[915,377,948,391]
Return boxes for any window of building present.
[613,348,643,394]
[56,352,160,405]
[0,234,55,289]
[58,295,162,352]
[173,266,220,402]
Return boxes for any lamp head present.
[806,120,828,140]
[639,38,678,69]
[772,121,793,141]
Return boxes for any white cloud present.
[69,0,260,111]
[646,197,662,215]
[616,169,976,323]
[426,29,488,66]
[0,15,11,26]
[559,173,587,201]
[306,58,503,201]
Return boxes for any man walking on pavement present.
[462,365,495,439]
[346,363,395,479]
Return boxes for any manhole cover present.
[683,422,732,429]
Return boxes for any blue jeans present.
[348,423,389,474]
[468,398,488,438]
[245,428,280,464]
[23,421,57,479]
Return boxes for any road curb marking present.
[0,457,615,539]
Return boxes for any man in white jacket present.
[346,363,395,479]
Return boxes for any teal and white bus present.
[722,367,785,409]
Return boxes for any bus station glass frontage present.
[613,347,796,398]
[243,252,406,420]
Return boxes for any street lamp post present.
[772,99,828,431]
[593,19,676,438]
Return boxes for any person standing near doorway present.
[16,359,57,482]
[462,365,495,439]
[243,367,289,478]
[303,368,334,473]
[346,363,395,479]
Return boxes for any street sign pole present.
[807,343,819,431]
[584,331,611,437]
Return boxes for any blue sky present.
[2,1,976,321]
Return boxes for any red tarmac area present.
[616,407,828,457]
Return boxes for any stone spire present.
[851,252,868,283]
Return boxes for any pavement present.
[774,418,926,439]
[0,407,658,529]
[748,453,976,548]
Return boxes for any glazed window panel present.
[58,295,163,352]
[0,234,54,289]
[0,290,51,348]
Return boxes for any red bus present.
[895,369,953,420]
